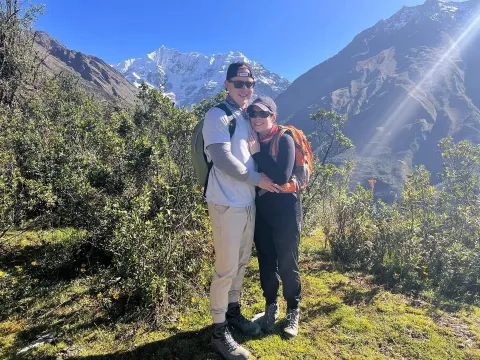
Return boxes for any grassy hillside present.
[1,230,478,360]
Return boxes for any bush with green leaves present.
[324,139,480,303]
[0,0,45,107]
[94,86,217,308]
[301,108,354,235]
[302,161,353,235]
[0,66,218,313]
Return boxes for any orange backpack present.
[270,125,313,193]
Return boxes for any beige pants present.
[207,202,256,324]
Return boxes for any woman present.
[247,96,302,338]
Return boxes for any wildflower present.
[15,266,23,273]
[97,292,103,299]
[0,271,5,277]
[12,279,18,285]
[368,179,377,188]
[191,297,196,303]
[31,261,38,266]
[113,292,120,300]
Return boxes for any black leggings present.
[254,192,302,310]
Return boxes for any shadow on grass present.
[1,239,111,282]
[372,270,479,310]
[68,326,224,360]
[11,315,114,360]
[67,324,302,360]
[302,303,340,323]
[342,287,381,306]
[0,234,114,318]
[300,248,339,275]
[300,246,479,309]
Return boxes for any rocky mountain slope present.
[34,31,138,105]
[275,0,480,200]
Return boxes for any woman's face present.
[249,105,276,135]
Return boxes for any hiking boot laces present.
[286,310,299,330]
[222,327,238,352]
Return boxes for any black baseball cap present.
[248,96,277,114]
[226,62,254,80]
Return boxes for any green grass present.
[1,230,479,360]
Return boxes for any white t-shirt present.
[202,105,256,207]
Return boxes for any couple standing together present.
[203,62,302,359]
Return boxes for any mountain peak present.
[113,48,290,107]
[274,0,480,201]
[228,50,246,57]
[362,0,479,41]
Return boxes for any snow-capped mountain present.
[112,47,290,107]
[275,0,480,200]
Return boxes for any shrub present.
[0,74,216,314]
[324,140,480,303]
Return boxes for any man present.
[203,62,281,360]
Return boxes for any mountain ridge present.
[274,0,480,200]
[34,31,138,105]
[113,46,290,107]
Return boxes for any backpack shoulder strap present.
[203,103,236,197]
[203,160,214,197]
[215,103,236,138]
[215,102,233,117]
[270,125,290,158]
[281,126,305,150]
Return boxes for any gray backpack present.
[190,103,236,193]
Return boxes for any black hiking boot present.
[283,308,300,338]
[253,302,279,333]
[226,302,261,336]
[210,321,250,360]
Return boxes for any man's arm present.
[207,143,260,186]
[202,107,281,192]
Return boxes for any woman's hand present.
[248,131,260,155]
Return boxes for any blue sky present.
[36,0,428,81]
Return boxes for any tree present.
[302,109,353,233]
[0,0,44,106]
[309,108,352,165]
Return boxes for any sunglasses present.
[230,80,255,89]
[248,110,272,118]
